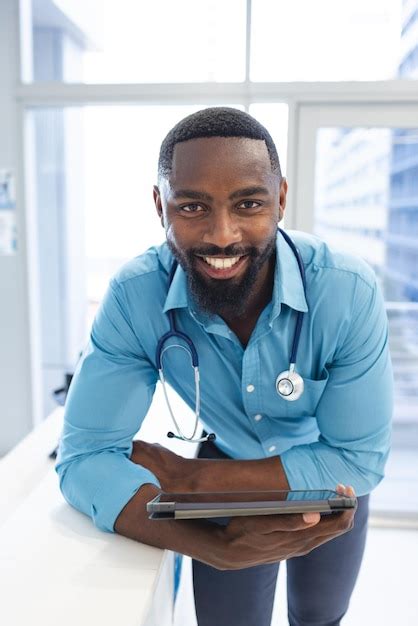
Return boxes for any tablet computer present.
[146,489,357,520]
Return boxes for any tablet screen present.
[157,489,339,504]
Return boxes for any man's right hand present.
[115,483,357,571]
[201,485,356,570]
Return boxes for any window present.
[29,0,409,84]
[251,0,402,81]
[313,125,418,517]
[17,0,418,523]
[30,0,247,83]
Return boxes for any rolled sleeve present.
[55,280,160,533]
[281,274,393,495]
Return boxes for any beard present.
[167,235,277,317]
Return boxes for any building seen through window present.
[314,4,418,432]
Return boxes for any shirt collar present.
[163,259,189,313]
[162,230,308,317]
[270,229,308,323]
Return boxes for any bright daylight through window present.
[26,0,417,522]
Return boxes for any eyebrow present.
[172,186,271,202]
[229,186,271,200]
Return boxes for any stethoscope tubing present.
[277,229,306,365]
[156,228,307,442]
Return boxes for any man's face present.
[153,136,287,317]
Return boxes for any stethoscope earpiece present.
[167,431,216,443]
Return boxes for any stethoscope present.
[156,228,307,444]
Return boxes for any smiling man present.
[56,108,393,626]
[159,134,281,328]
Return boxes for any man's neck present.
[220,254,276,345]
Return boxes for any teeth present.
[203,256,241,269]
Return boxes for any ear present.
[153,185,164,227]
[278,177,288,222]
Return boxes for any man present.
[56,107,393,626]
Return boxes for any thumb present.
[302,512,321,525]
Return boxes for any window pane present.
[29,103,245,338]
[83,105,203,298]
[31,0,246,83]
[251,0,404,81]
[249,104,288,175]
[31,103,290,440]
[314,126,418,516]
[29,103,246,420]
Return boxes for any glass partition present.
[313,126,418,517]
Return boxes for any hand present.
[130,440,191,491]
[210,484,357,570]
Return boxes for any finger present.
[336,484,357,512]
[307,509,355,537]
[302,512,321,525]
[255,516,352,561]
[299,520,354,554]
[335,483,357,498]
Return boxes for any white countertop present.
[0,408,173,626]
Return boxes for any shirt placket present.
[242,330,278,457]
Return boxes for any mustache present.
[188,244,258,258]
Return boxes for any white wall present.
[0,0,41,454]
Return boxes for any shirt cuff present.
[280,444,327,491]
[92,455,160,532]
[58,451,161,533]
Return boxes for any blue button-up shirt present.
[56,230,393,532]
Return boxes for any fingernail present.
[303,512,320,524]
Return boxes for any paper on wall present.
[0,169,17,255]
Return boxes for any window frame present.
[13,0,418,527]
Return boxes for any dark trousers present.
[192,439,369,626]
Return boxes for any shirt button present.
[246,384,255,393]
[268,445,276,453]
[254,414,263,422]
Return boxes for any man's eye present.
[238,200,261,209]
[180,204,204,213]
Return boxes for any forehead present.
[169,137,275,187]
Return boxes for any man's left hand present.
[130,440,192,491]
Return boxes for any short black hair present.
[158,106,282,180]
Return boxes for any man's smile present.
[194,254,249,280]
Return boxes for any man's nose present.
[202,212,242,248]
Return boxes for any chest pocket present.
[268,371,329,420]
[285,373,328,418]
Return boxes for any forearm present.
[131,441,290,493]
[187,455,290,492]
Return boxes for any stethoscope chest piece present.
[276,364,304,401]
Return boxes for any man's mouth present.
[195,254,249,279]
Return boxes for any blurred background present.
[1,1,418,622]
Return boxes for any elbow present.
[345,448,389,496]
[54,458,78,508]
[351,467,384,496]
[54,454,95,521]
